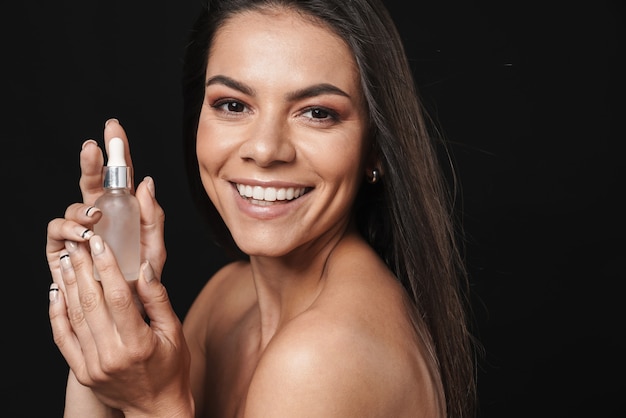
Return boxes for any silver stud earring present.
[367,168,380,184]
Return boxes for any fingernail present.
[59,252,72,271]
[85,206,100,217]
[141,260,156,283]
[75,226,93,240]
[90,235,104,255]
[144,176,156,198]
[49,283,60,303]
[65,240,78,253]
[81,139,98,150]
[105,118,119,127]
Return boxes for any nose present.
[238,115,296,167]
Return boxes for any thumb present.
[136,261,182,331]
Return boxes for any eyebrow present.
[206,75,351,101]
[206,75,255,95]
[286,83,350,101]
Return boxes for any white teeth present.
[252,186,265,200]
[236,184,306,202]
[264,187,277,201]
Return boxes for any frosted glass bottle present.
[93,137,140,281]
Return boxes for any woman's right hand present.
[46,118,167,295]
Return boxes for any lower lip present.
[231,185,308,220]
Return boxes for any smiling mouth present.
[235,183,310,206]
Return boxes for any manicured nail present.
[105,118,119,127]
[141,260,156,283]
[144,176,156,198]
[89,235,104,255]
[74,226,93,240]
[85,206,100,217]
[49,283,60,303]
[81,139,98,150]
[65,240,78,253]
[59,252,72,271]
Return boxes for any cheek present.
[196,105,246,159]
[308,133,366,184]
[195,119,224,195]
[195,127,213,177]
[196,115,230,173]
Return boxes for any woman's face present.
[197,9,369,257]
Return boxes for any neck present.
[248,222,356,347]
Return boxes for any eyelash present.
[210,99,340,124]
[211,99,247,115]
[301,106,339,123]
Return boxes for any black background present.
[2,1,623,417]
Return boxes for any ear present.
[364,163,384,176]
[365,141,384,170]
[364,153,384,183]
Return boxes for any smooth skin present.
[48,8,442,418]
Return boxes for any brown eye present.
[311,108,329,119]
[227,102,245,112]
[302,107,338,121]
[220,101,245,112]
[212,100,247,113]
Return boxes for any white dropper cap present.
[107,137,126,167]
[102,137,132,189]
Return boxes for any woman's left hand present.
[48,233,193,417]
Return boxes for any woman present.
[47,0,477,416]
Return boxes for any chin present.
[232,237,293,258]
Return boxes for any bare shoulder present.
[245,241,443,417]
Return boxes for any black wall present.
[2,1,623,416]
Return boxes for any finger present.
[48,282,85,370]
[136,261,183,335]
[46,215,96,256]
[64,238,119,354]
[47,218,73,289]
[88,235,150,345]
[55,252,101,380]
[64,202,103,228]
[46,215,97,291]
[136,176,167,278]
[103,118,135,194]
[79,139,105,205]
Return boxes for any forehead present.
[207,9,362,94]
[213,8,350,55]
